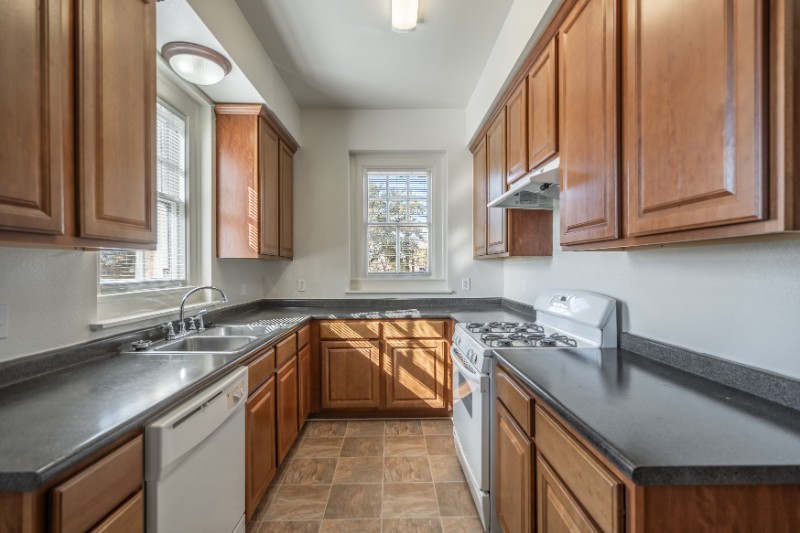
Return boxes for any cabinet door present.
[486,110,508,255]
[77,0,156,244]
[528,37,558,171]
[277,357,299,464]
[260,120,280,256]
[623,0,765,236]
[473,137,488,257]
[537,455,601,533]
[246,377,277,520]
[321,340,381,409]
[384,340,447,410]
[298,344,311,428]
[279,140,294,259]
[0,0,65,235]
[558,0,619,245]
[496,402,533,533]
[507,81,528,185]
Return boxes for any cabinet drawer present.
[319,320,380,340]
[247,347,276,394]
[276,334,297,367]
[535,406,623,533]
[383,320,446,339]
[496,366,533,435]
[89,490,144,533]
[52,436,143,533]
[297,324,310,348]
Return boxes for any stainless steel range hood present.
[487,157,560,210]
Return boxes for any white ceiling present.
[234,0,515,109]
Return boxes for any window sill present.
[347,278,453,295]
[90,300,224,331]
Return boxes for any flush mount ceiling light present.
[161,42,232,86]
[392,0,419,33]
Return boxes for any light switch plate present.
[0,305,8,339]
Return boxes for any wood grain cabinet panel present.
[623,0,766,236]
[89,490,143,533]
[495,402,533,533]
[486,109,508,255]
[259,119,280,256]
[321,340,381,409]
[279,140,294,258]
[496,368,533,436]
[298,344,311,428]
[384,340,447,410]
[277,356,299,464]
[246,377,277,520]
[537,455,601,533]
[247,347,276,395]
[528,37,558,171]
[506,81,528,185]
[77,0,156,244]
[382,320,446,339]
[0,0,65,235]
[319,321,381,340]
[473,137,488,257]
[558,0,619,245]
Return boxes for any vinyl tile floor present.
[248,419,483,533]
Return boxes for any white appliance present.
[145,366,248,533]
[450,289,617,531]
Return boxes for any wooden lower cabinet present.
[495,402,533,533]
[245,377,277,520]
[298,344,311,427]
[384,340,447,410]
[277,357,299,464]
[89,490,144,533]
[537,455,599,533]
[321,340,381,409]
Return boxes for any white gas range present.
[450,289,617,531]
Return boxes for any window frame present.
[364,168,433,278]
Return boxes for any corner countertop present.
[0,299,527,492]
[494,347,800,485]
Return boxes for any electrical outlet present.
[461,277,471,291]
[240,283,247,297]
[0,305,8,339]
[297,279,306,292]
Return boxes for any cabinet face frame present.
[0,0,65,235]
[558,0,620,245]
[76,0,156,244]
[623,0,766,237]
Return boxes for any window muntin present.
[99,100,188,292]
[366,170,431,275]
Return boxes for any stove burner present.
[480,333,502,343]
[522,332,545,341]
[550,333,578,347]
[495,339,513,347]
[523,322,545,333]
[539,337,557,346]
[466,323,484,329]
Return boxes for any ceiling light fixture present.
[161,42,232,86]
[392,0,419,33]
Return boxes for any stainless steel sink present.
[151,335,257,353]
[200,325,279,337]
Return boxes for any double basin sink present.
[136,324,286,355]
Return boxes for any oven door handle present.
[450,346,488,392]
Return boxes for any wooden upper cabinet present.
[216,105,296,259]
[623,0,766,237]
[486,109,508,255]
[473,137,488,257]
[384,340,447,410]
[279,140,294,258]
[558,0,619,245]
[77,0,156,244]
[0,0,65,235]
[528,37,558,171]
[321,340,381,410]
[259,119,280,256]
[495,402,533,533]
[506,81,528,185]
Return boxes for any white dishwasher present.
[145,366,248,533]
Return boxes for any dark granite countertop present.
[0,298,529,491]
[494,348,800,485]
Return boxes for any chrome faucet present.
[178,286,228,337]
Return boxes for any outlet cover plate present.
[0,305,7,339]
[461,278,471,291]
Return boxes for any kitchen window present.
[349,152,449,294]
[98,100,188,293]
[366,170,431,275]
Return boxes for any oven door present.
[450,345,490,491]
